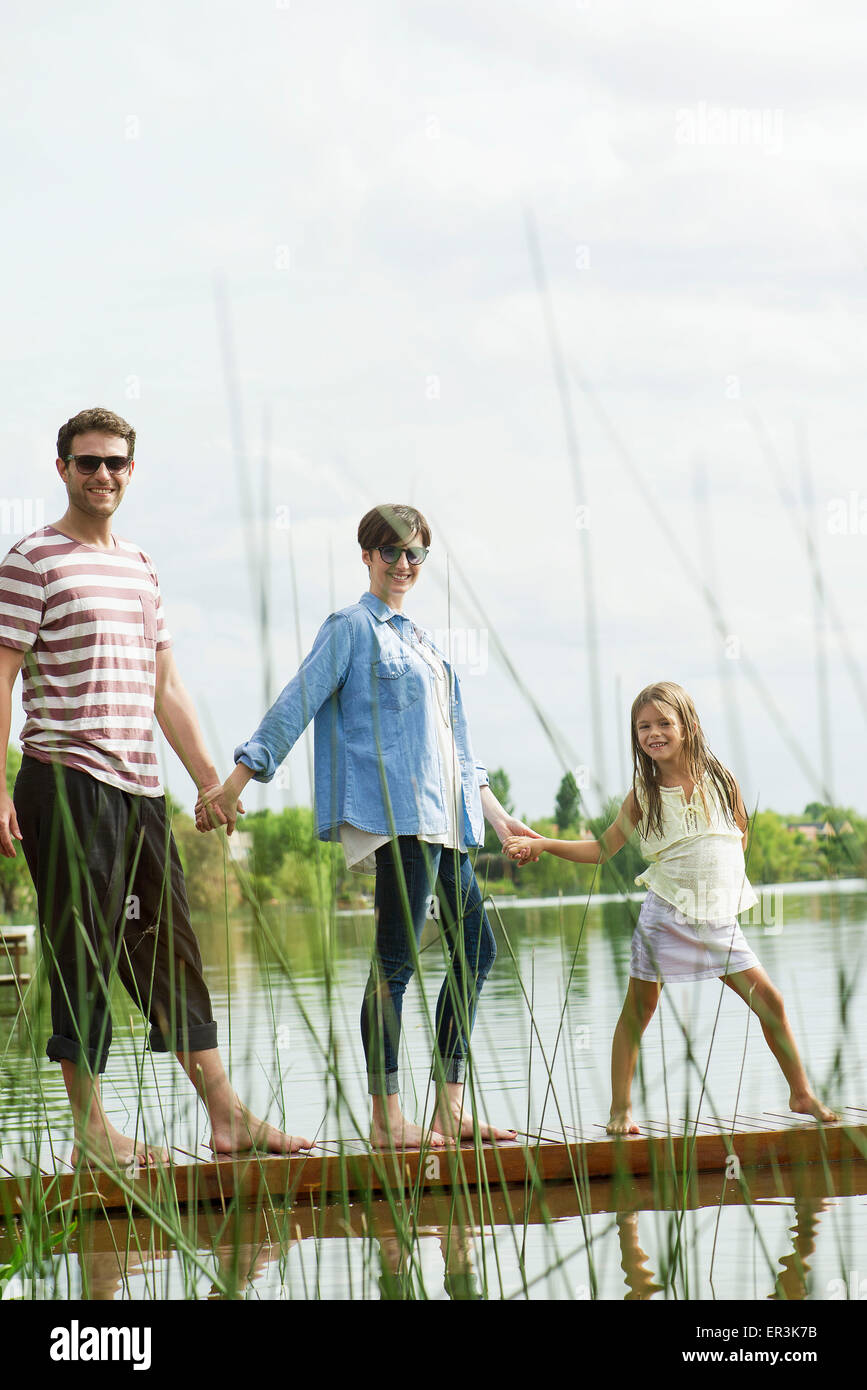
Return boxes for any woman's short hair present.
[357,505,431,551]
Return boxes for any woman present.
[197,504,532,1150]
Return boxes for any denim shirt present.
[234,592,489,845]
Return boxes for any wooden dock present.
[0,926,34,996]
[2,1108,864,1219]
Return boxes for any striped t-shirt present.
[0,526,172,796]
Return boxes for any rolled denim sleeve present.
[475,760,489,788]
[234,613,353,782]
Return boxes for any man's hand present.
[0,645,25,857]
[0,789,22,858]
[195,783,245,836]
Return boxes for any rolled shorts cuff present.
[367,1068,401,1097]
[149,1021,219,1055]
[46,1035,110,1075]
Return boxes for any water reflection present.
[617,1212,665,1299]
[3,1158,865,1302]
[770,1198,825,1302]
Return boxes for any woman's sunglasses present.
[377,545,428,566]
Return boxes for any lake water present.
[1,884,865,1300]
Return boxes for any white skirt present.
[630,890,760,983]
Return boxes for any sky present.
[1,0,864,823]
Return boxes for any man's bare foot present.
[606,1110,640,1135]
[433,1102,517,1145]
[208,1103,312,1155]
[789,1093,838,1124]
[369,1117,450,1151]
[71,1121,169,1170]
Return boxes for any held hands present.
[496,815,544,867]
[503,835,544,865]
[195,782,245,836]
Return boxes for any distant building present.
[787,820,854,841]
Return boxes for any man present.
[0,407,311,1169]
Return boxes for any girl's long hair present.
[630,682,743,840]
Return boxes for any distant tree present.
[487,768,513,816]
[814,806,866,878]
[507,817,598,897]
[483,768,515,854]
[793,803,865,877]
[170,811,243,913]
[243,806,351,905]
[587,796,645,895]
[748,810,819,884]
[554,771,579,829]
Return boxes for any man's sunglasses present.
[65,455,132,475]
[377,545,428,566]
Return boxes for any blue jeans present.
[361,837,497,1096]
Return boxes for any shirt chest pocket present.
[370,656,421,714]
[139,593,158,643]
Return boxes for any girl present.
[504,681,836,1135]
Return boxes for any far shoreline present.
[333,876,867,917]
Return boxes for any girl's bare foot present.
[369,1116,449,1151]
[209,1103,312,1155]
[789,1093,838,1124]
[606,1110,640,1135]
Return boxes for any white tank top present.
[633,774,758,922]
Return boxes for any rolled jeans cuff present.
[439,1054,465,1085]
[367,1068,401,1097]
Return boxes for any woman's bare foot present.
[208,1102,312,1155]
[789,1093,838,1124]
[433,1082,517,1145]
[433,1102,516,1145]
[71,1121,169,1170]
[369,1091,451,1151]
[369,1116,449,1151]
[606,1109,640,1135]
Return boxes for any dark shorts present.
[14,755,218,1073]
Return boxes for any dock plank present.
[1,1118,863,1218]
